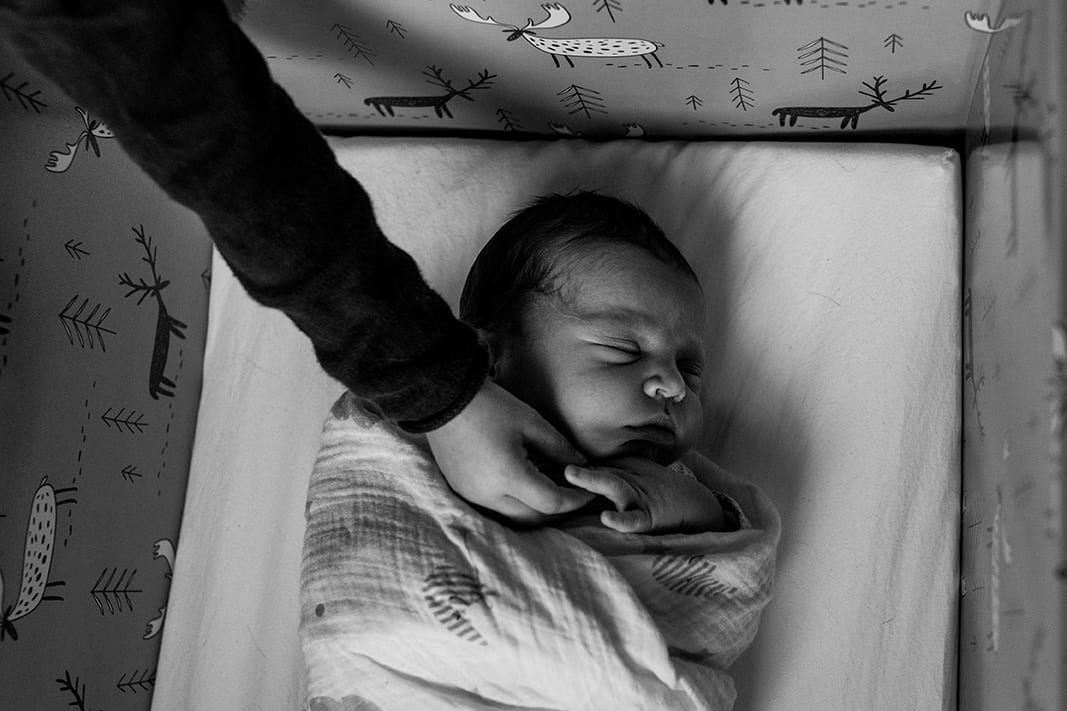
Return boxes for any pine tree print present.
[797,37,849,79]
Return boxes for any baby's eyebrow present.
[575,305,651,328]
[576,307,705,357]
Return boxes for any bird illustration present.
[152,538,176,579]
[142,538,176,639]
[964,10,1023,33]
[144,606,167,640]
[46,106,115,173]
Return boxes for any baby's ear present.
[476,328,504,379]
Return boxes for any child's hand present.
[426,380,594,525]
[564,457,726,534]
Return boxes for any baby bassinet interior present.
[0,1,1063,710]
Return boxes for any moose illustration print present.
[451,3,664,68]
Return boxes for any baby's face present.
[492,245,706,464]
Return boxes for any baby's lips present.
[623,423,676,447]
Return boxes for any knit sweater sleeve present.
[0,0,488,432]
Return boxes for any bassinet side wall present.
[0,42,213,711]
[958,1,1067,708]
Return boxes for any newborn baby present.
[460,191,744,534]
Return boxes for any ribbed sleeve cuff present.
[396,344,489,434]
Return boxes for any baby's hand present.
[426,380,593,525]
[564,457,726,534]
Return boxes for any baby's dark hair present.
[459,191,698,335]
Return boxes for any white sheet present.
[153,138,961,711]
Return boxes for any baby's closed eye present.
[592,340,641,362]
[678,359,703,377]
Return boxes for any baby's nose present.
[643,365,685,403]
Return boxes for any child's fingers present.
[601,509,652,534]
[505,466,594,517]
[567,467,651,532]
[564,465,635,511]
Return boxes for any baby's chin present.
[583,438,686,466]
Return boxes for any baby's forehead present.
[571,297,705,339]
[570,243,700,292]
[548,262,705,343]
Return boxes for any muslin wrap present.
[300,391,780,711]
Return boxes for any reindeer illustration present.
[364,66,496,118]
[119,225,187,400]
[772,75,941,129]
[450,3,664,68]
[45,106,114,173]
[1,478,77,641]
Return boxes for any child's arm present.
[0,0,589,523]
[564,458,742,534]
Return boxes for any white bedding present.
[153,138,961,711]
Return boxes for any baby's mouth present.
[619,423,677,462]
[624,423,676,446]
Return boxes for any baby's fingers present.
[601,509,652,534]
[564,465,635,511]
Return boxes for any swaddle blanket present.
[300,392,780,711]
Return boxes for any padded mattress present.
[152,138,960,711]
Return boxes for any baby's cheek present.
[676,403,704,448]
[569,377,626,420]
[569,424,622,461]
